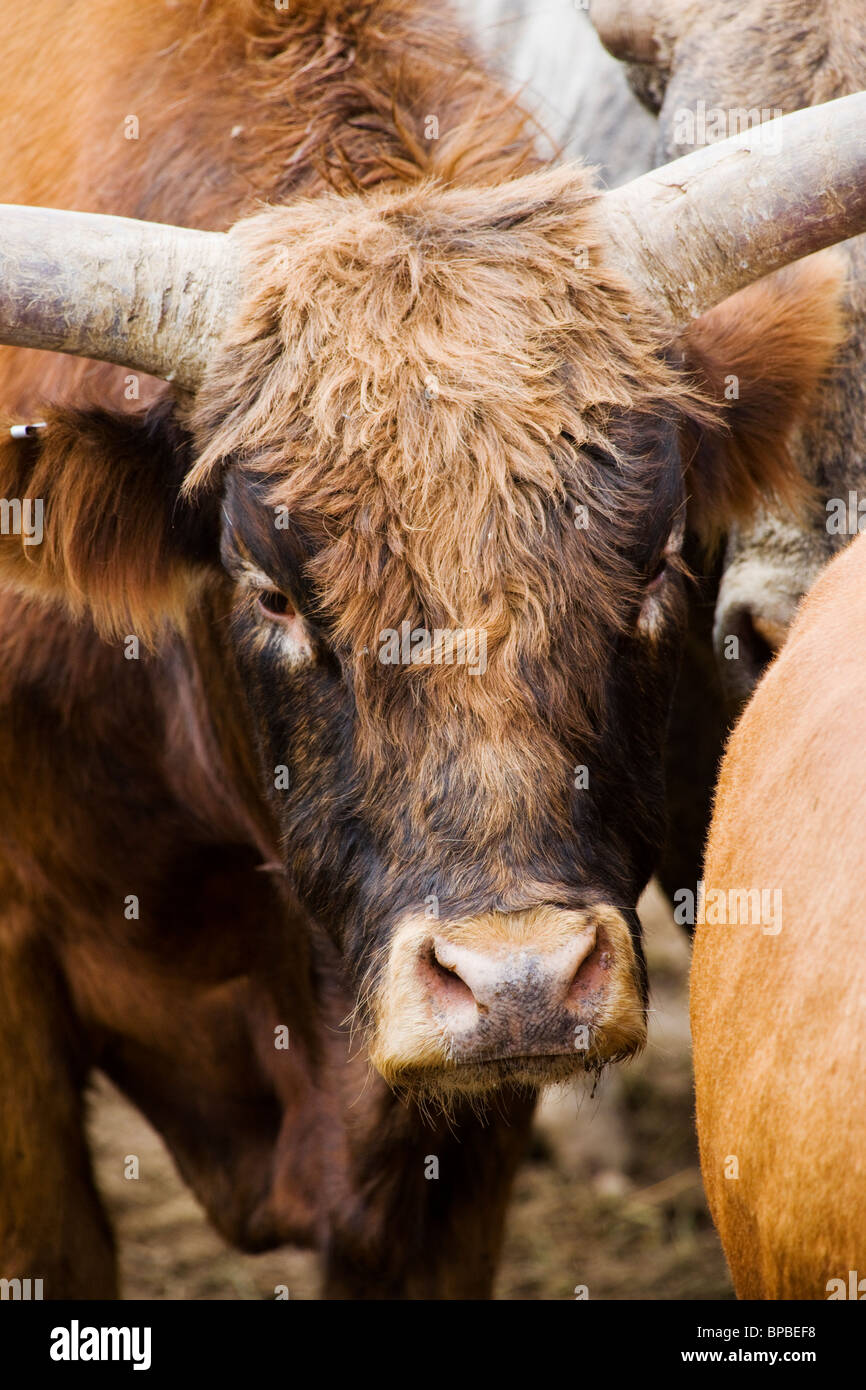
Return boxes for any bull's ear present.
[679,252,847,544]
[0,399,218,641]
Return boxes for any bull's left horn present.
[603,91,866,328]
[0,207,236,389]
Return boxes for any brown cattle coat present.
[694,531,866,1298]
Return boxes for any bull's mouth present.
[387,1051,608,1100]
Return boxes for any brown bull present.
[0,0,865,1298]
[692,531,866,1298]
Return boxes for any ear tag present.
[10,422,47,440]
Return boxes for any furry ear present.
[0,399,218,641]
[680,252,847,543]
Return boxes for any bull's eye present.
[257,588,294,620]
[646,556,668,590]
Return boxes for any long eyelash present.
[258,588,293,619]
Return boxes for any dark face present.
[212,411,689,1099]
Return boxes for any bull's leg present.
[0,915,117,1298]
[322,1090,536,1299]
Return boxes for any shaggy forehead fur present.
[189,164,700,744]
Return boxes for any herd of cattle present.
[0,0,862,1300]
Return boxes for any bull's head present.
[0,97,863,1099]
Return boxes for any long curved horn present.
[603,91,866,328]
[0,207,236,389]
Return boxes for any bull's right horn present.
[603,91,866,329]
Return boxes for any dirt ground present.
[87,884,733,1300]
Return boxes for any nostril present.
[559,929,599,1005]
[424,942,481,1014]
[563,934,608,1008]
[734,607,774,674]
[751,613,788,655]
[723,605,789,697]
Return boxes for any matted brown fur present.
[189,165,697,750]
